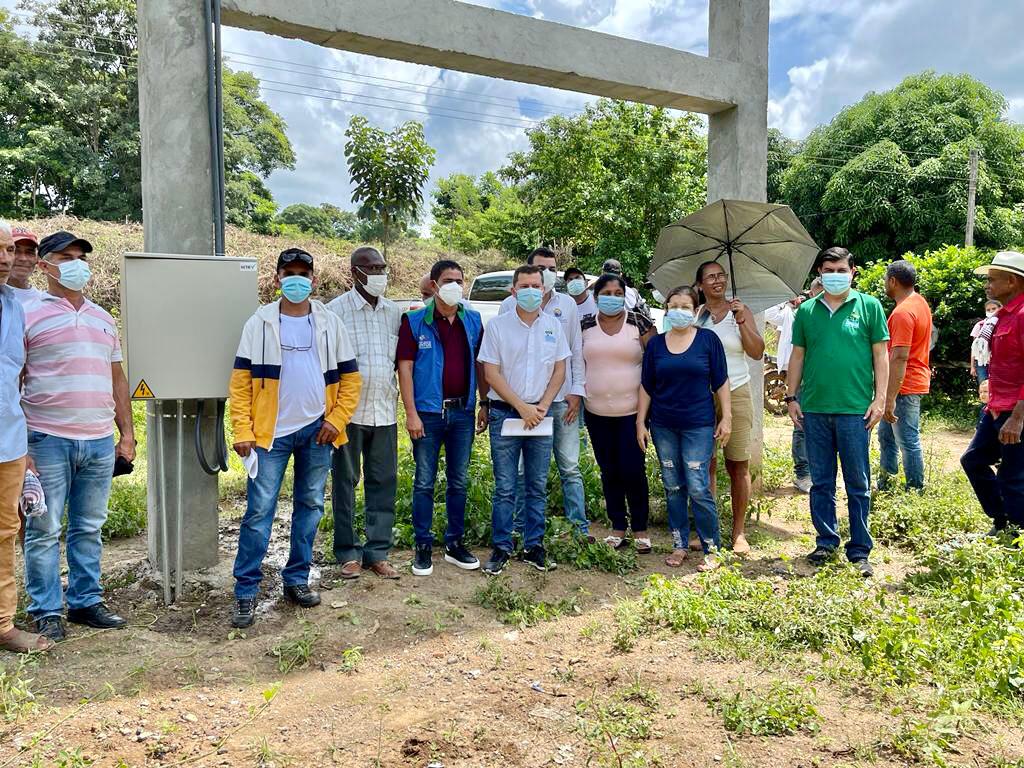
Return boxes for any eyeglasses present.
[704,272,729,284]
[281,315,314,352]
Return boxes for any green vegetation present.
[0,658,37,722]
[575,679,660,768]
[268,620,322,674]
[778,71,1024,264]
[716,681,820,736]
[474,578,578,628]
[339,645,363,673]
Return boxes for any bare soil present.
[3,421,1018,768]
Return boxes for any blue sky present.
[6,0,1024,223]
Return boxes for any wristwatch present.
[784,395,798,404]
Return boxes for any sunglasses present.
[279,249,313,266]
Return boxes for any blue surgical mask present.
[597,295,625,316]
[281,275,313,303]
[516,287,543,312]
[566,278,587,297]
[664,308,695,331]
[45,259,91,292]
[821,272,852,296]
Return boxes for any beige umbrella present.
[648,199,820,314]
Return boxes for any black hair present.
[693,259,725,305]
[350,245,383,265]
[592,273,626,296]
[430,259,463,283]
[526,246,556,265]
[564,266,585,281]
[666,285,700,309]
[886,259,916,288]
[513,264,543,285]
[815,246,856,271]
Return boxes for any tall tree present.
[767,128,797,204]
[343,116,435,256]
[275,202,335,238]
[502,99,706,280]
[780,72,1024,263]
[0,1,295,229]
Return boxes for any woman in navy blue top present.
[637,286,732,571]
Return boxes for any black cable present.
[216,399,229,472]
[195,400,220,476]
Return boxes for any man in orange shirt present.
[879,260,933,491]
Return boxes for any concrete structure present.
[136,0,770,571]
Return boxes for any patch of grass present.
[545,517,637,575]
[474,577,578,628]
[0,658,37,722]
[103,478,147,539]
[575,679,660,767]
[268,620,321,674]
[716,681,820,736]
[54,749,94,768]
[251,735,291,767]
[871,472,987,552]
[340,645,363,673]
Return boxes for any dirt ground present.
[2,420,1017,768]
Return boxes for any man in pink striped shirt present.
[22,231,135,642]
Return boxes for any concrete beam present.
[221,0,758,114]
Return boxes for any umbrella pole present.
[727,243,737,303]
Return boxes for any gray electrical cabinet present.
[121,252,259,400]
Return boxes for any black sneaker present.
[35,615,66,642]
[67,602,127,629]
[807,547,837,566]
[412,543,434,576]
[987,523,1007,537]
[232,597,257,628]
[283,585,321,608]
[444,540,479,571]
[482,548,511,576]
[851,558,874,578]
[522,545,556,572]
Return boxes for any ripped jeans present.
[650,424,720,553]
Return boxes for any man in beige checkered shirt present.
[327,246,402,580]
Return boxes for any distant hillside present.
[11,217,514,313]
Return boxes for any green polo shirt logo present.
[792,290,890,415]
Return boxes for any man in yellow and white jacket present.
[228,248,361,628]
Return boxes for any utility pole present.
[965,148,979,247]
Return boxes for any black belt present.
[442,396,469,410]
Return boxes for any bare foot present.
[732,534,751,556]
[664,549,687,567]
[688,535,702,552]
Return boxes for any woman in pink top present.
[582,273,656,552]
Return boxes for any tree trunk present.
[382,211,390,258]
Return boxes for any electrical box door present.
[121,252,259,400]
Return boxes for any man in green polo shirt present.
[785,246,889,577]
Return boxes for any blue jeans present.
[650,424,720,553]
[411,407,475,546]
[960,411,1024,529]
[792,424,809,481]
[489,404,553,552]
[976,365,989,383]
[513,400,588,535]
[24,432,115,618]
[877,394,925,490]
[233,418,332,599]
[803,412,873,561]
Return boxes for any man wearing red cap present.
[7,226,42,304]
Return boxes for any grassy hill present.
[10,216,514,313]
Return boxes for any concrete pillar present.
[138,0,221,574]
[707,0,770,478]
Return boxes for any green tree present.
[343,116,435,256]
[767,128,798,204]
[0,1,295,229]
[319,203,359,239]
[275,202,335,238]
[780,72,1024,263]
[502,99,706,280]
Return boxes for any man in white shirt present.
[327,246,402,581]
[564,266,596,321]
[479,264,571,575]
[765,277,822,493]
[499,247,589,538]
[6,226,42,304]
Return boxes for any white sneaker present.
[794,476,812,494]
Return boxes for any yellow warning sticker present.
[132,379,155,399]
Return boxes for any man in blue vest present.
[397,259,487,576]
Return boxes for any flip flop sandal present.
[634,537,653,554]
[697,555,721,573]
[664,550,687,568]
[603,535,626,549]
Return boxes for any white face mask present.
[437,281,463,306]
[651,289,665,304]
[362,273,388,297]
[986,309,997,318]
[542,268,556,293]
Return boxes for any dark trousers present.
[331,423,398,565]
[961,411,1024,529]
[584,410,650,532]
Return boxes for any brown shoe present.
[366,561,400,580]
[339,560,361,580]
[0,627,54,653]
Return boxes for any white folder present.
[500,416,554,437]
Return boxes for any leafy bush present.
[718,681,820,736]
[871,471,987,552]
[474,578,578,628]
[103,479,147,540]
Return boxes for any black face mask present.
[113,456,134,477]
